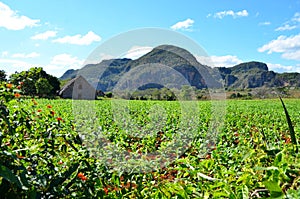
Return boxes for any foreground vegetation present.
[0,82,299,198]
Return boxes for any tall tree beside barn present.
[10,67,60,97]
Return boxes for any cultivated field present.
[1,86,299,198]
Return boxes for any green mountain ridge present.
[60,45,300,91]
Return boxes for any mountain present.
[218,62,300,88]
[60,45,300,91]
[60,45,221,91]
[60,69,77,80]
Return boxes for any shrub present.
[0,82,97,198]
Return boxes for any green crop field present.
[1,84,299,198]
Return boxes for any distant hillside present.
[60,45,300,91]
[218,62,300,88]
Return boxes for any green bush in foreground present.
[0,82,100,198]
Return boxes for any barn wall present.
[61,83,74,98]
[60,76,96,100]
[72,77,96,100]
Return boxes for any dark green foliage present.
[0,83,94,198]
[0,70,6,82]
[35,78,53,97]
[9,67,60,97]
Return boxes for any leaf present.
[263,181,284,199]
[49,162,80,190]
[254,166,279,171]
[242,185,249,199]
[0,165,22,188]
[197,172,219,181]
[279,97,298,153]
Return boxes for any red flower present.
[81,176,87,181]
[37,109,42,112]
[57,117,63,121]
[77,172,84,178]
[47,105,52,108]
[50,110,55,116]
[103,187,109,195]
[14,93,21,98]
[77,172,87,181]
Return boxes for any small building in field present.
[59,75,97,100]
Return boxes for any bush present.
[0,82,98,198]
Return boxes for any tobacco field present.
[0,83,299,198]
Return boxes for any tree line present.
[0,67,60,98]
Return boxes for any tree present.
[180,85,196,100]
[9,67,60,97]
[35,78,53,97]
[0,70,6,82]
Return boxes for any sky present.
[0,0,300,77]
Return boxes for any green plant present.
[279,96,298,153]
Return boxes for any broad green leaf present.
[0,165,22,188]
[263,181,284,199]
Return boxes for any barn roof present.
[58,75,95,96]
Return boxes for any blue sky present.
[0,0,300,77]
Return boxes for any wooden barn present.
[59,75,97,100]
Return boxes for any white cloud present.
[258,34,300,61]
[0,2,40,30]
[267,63,293,71]
[281,51,300,60]
[210,9,249,19]
[43,54,84,77]
[1,54,83,77]
[292,12,300,22]
[1,51,9,57]
[171,18,194,31]
[83,53,116,65]
[259,21,271,26]
[275,12,300,32]
[122,46,153,60]
[31,31,57,40]
[0,59,36,76]
[195,55,299,73]
[275,24,297,31]
[50,53,83,67]
[52,31,101,45]
[196,55,242,67]
[236,10,249,17]
[11,52,40,58]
